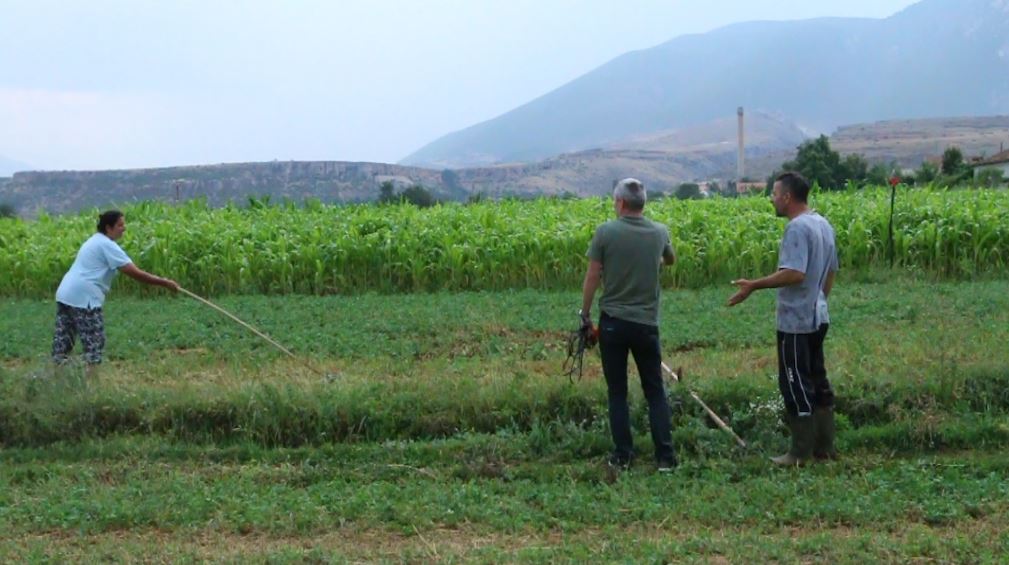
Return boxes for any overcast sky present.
[1,0,920,171]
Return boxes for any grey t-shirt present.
[587,216,675,327]
[776,211,839,334]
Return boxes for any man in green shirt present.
[581,178,678,472]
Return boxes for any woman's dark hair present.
[97,210,124,234]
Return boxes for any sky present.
[1,0,920,172]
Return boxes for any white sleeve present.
[102,240,133,269]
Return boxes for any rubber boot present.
[813,406,838,461]
[771,412,815,466]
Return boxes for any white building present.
[972,149,1009,179]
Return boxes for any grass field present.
[2,276,1008,562]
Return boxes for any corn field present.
[0,187,1006,297]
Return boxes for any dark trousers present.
[777,324,833,417]
[598,312,675,463]
[52,302,106,365]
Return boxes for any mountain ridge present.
[401,0,1009,168]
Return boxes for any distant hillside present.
[0,113,803,214]
[0,162,463,215]
[402,0,1009,168]
[830,116,1009,167]
[0,152,748,215]
[5,114,1009,215]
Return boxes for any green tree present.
[781,135,845,190]
[401,185,437,208]
[866,162,894,187]
[378,181,397,204]
[916,161,938,184]
[0,202,16,218]
[941,147,965,176]
[440,169,465,198]
[674,183,701,200]
[840,154,869,185]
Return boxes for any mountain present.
[401,0,1009,168]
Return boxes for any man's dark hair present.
[97,210,124,234]
[775,171,810,203]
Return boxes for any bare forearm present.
[662,249,676,266]
[823,270,836,298]
[581,262,602,314]
[581,274,599,314]
[121,264,174,288]
[753,268,805,290]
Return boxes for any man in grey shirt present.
[728,172,839,465]
[581,178,678,472]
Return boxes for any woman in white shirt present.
[53,210,179,368]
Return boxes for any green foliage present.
[0,202,16,219]
[974,167,1006,188]
[779,137,882,190]
[841,153,869,183]
[440,169,464,198]
[916,160,939,184]
[941,146,966,176]
[0,189,1007,297]
[781,135,846,190]
[674,183,701,200]
[378,181,397,204]
[400,185,437,208]
[866,161,898,187]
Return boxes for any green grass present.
[1,277,1008,561]
[1,437,1007,562]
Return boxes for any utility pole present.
[737,107,745,186]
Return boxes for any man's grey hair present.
[613,178,646,210]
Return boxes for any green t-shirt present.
[587,215,674,326]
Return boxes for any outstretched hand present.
[163,278,181,292]
[727,279,756,307]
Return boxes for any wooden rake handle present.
[179,287,325,377]
[662,362,747,449]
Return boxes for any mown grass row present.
[2,362,1008,454]
[0,187,1006,296]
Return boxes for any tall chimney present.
[737,107,745,184]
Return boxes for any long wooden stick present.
[662,362,747,448]
[179,287,327,377]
